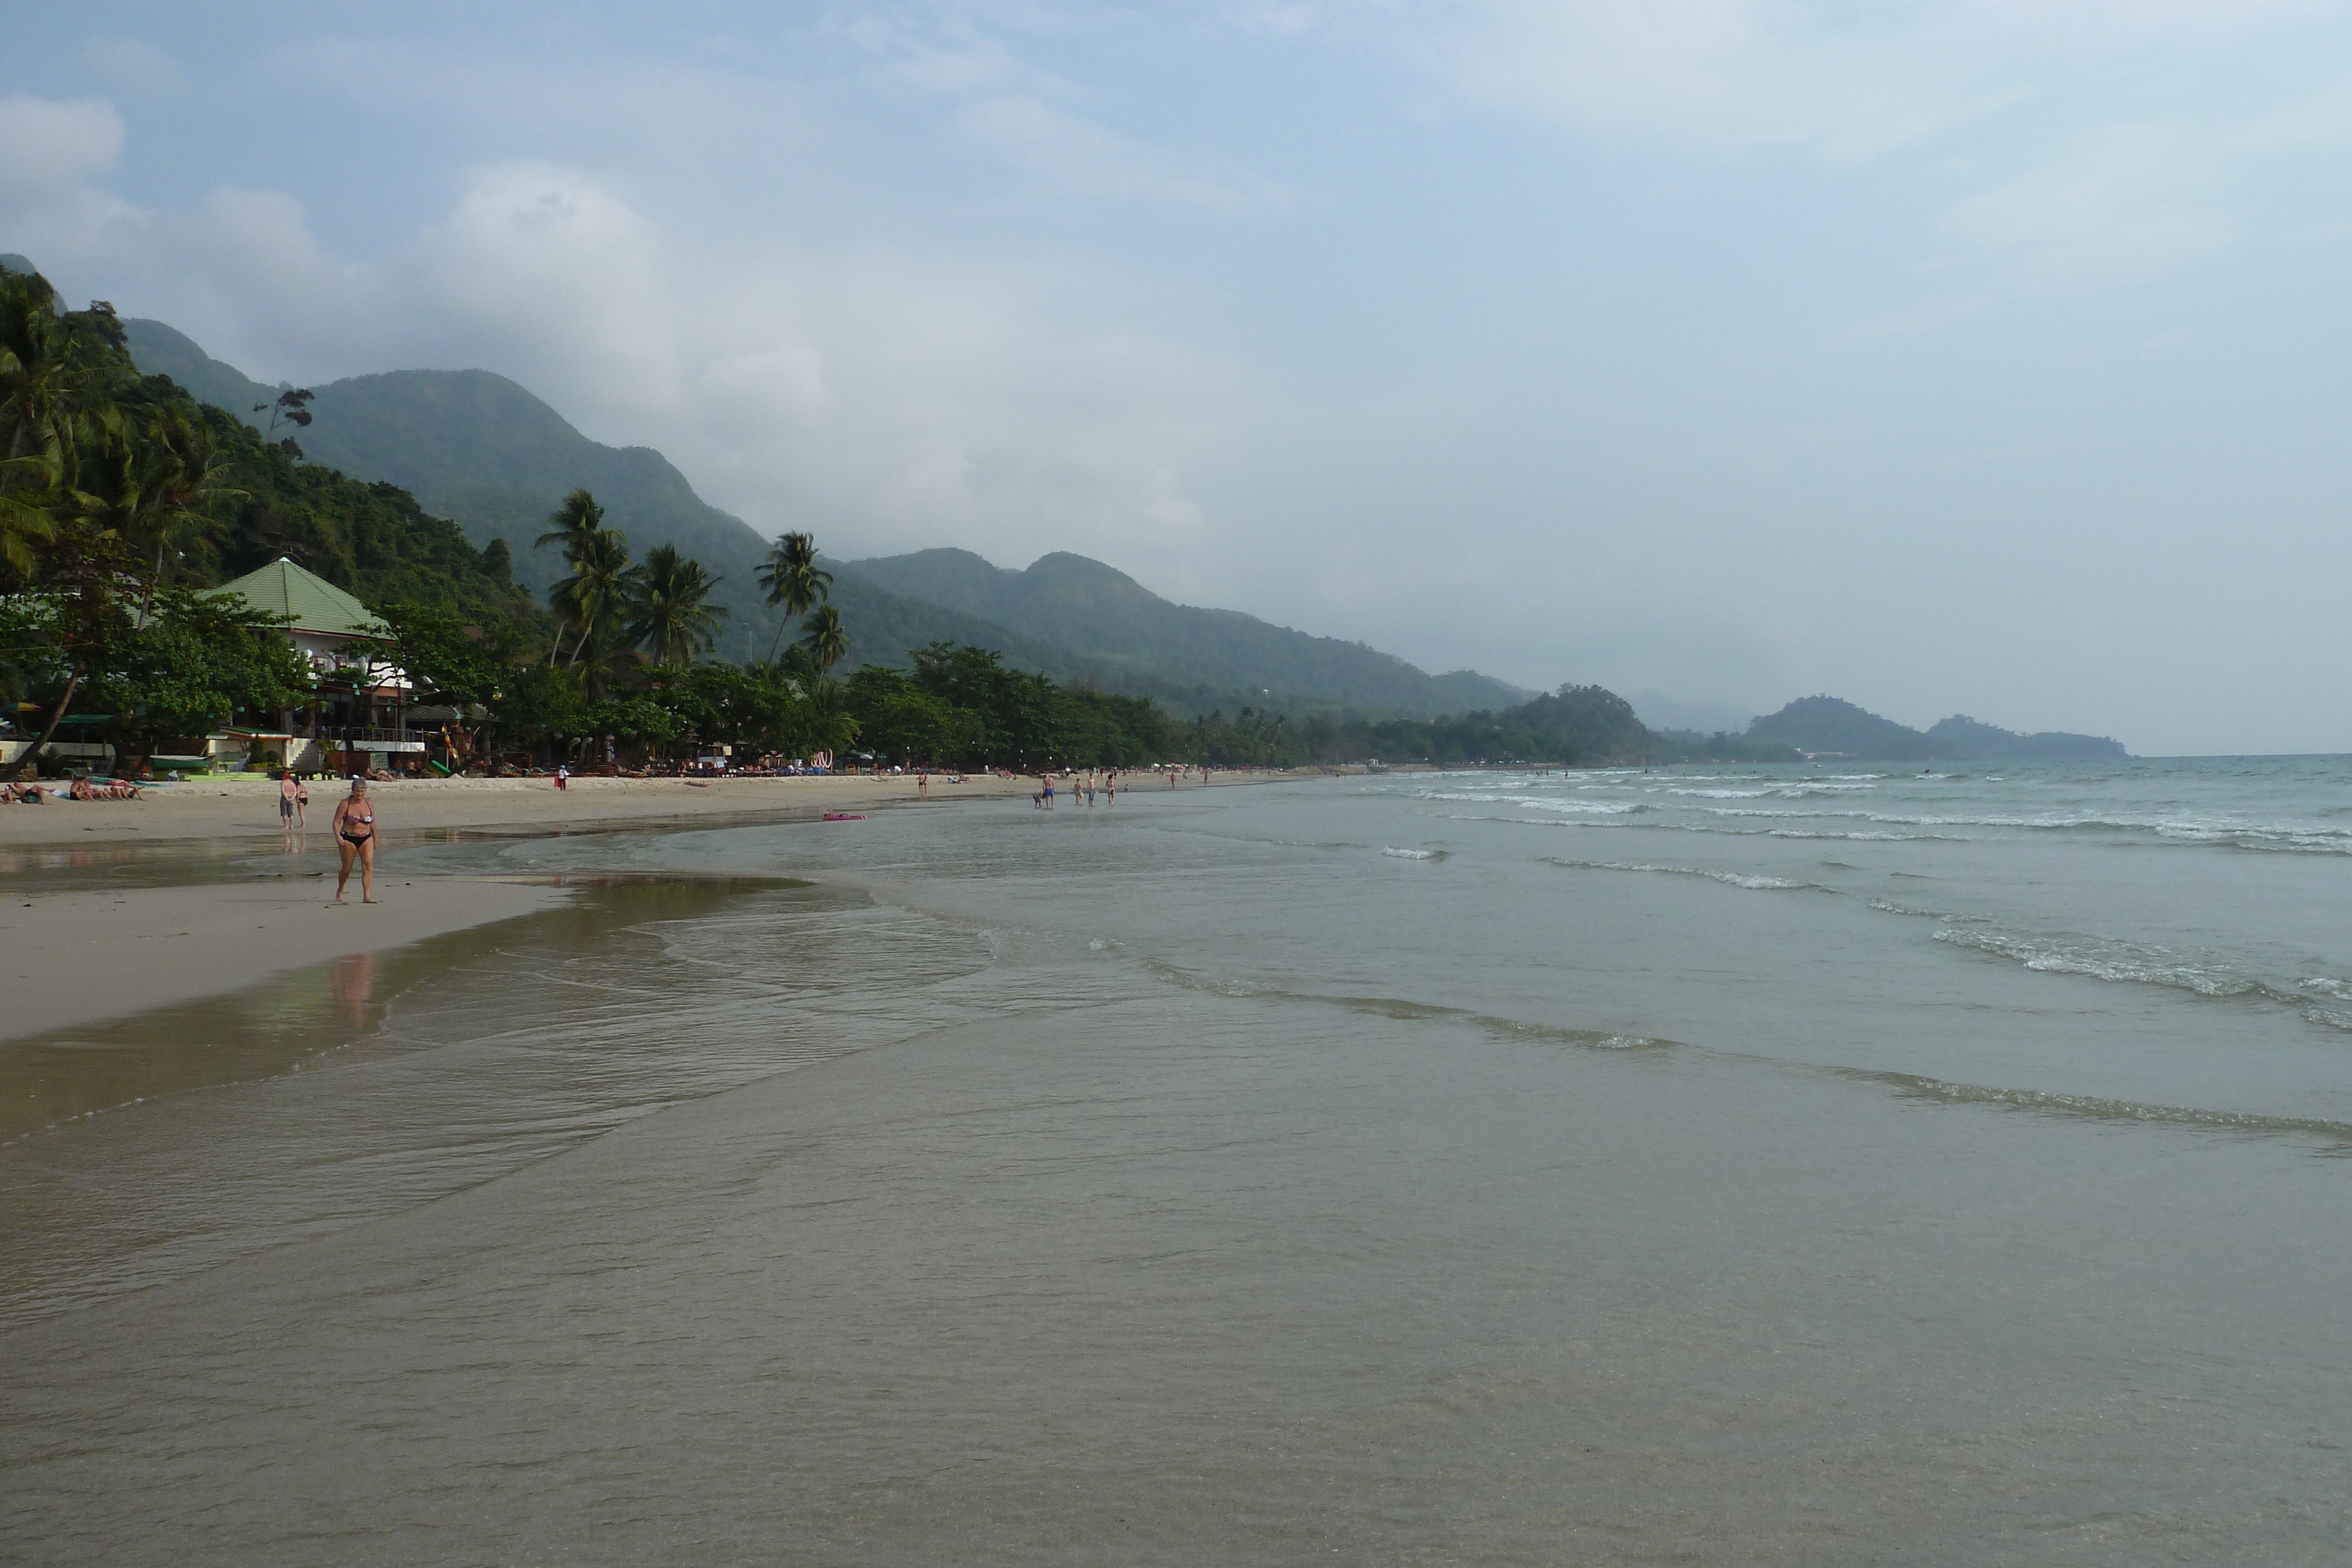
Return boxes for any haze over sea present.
[5,757,2350,1563]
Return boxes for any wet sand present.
[0,769,1293,848]
[0,879,563,1042]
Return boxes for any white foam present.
[1549,858,1816,891]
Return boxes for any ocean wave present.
[1545,858,1823,891]
[1138,960,1671,1049]
[1830,1067,2352,1150]
[1932,926,2352,1032]
[1382,847,1446,861]
[1686,803,2352,852]
[1867,899,1949,918]
[1416,791,1643,815]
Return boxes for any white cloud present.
[0,93,125,196]
[1939,122,2233,280]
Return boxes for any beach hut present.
[206,558,423,774]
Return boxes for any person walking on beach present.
[556,762,569,791]
[332,778,380,904]
[278,768,300,831]
[918,770,929,799]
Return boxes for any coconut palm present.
[129,410,243,626]
[626,544,729,666]
[0,454,54,579]
[0,272,118,486]
[549,527,642,667]
[756,530,832,662]
[800,602,850,675]
[535,489,607,661]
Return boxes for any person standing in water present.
[331,778,380,904]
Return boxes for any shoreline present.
[0,767,1315,850]
[2,768,1314,1043]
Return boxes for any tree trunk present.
[136,541,164,630]
[11,666,80,783]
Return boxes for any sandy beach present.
[1,768,1305,1041]
[0,768,1305,849]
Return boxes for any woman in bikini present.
[331,777,380,903]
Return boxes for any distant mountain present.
[123,319,797,664]
[1923,714,2128,762]
[123,316,1532,716]
[839,547,1531,717]
[1629,690,1753,735]
[1748,696,2126,760]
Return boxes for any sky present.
[5,1,2350,754]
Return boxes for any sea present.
[5,755,2351,1564]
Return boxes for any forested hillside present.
[122,317,1531,718]
[838,548,1530,716]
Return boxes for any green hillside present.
[838,547,1531,717]
[122,319,1531,716]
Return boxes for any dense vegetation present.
[0,263,541,775]
[121,317,1536,718]
[10,261,1667,777]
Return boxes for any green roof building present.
[209,557,390,645]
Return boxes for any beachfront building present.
[206,557,427,775]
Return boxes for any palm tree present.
[756,530,832,662]
[535,489,606,661]
[0,454,54,579]
[549,526,641,667]
[626,544,729,666]
[129,410,243,626]
[800,602,849,675]
[0,272,119,489]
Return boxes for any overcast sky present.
[6,2,2350,753]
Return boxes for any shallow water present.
[5,760,2352,1563]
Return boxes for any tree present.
[800,602,848,675]
[756,530,831,662]
[81,588,310,771]
[128,409,244,627]
[534,488,607,661]
[547,526,640,668]
[625,543,727,667]
[252,387,313,460]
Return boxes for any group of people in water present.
[1033,769,1125,808]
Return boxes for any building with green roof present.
[209,556,390,650]
[207,557,425,773]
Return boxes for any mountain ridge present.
[1748,696,2127,760]
[123,317,1529,718]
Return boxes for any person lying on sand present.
[4,781,46,803]
[68,775,140,801]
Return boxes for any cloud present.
[0,93,126,196]
[1939,122,2233,280]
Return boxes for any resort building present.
[206,557,427,774]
